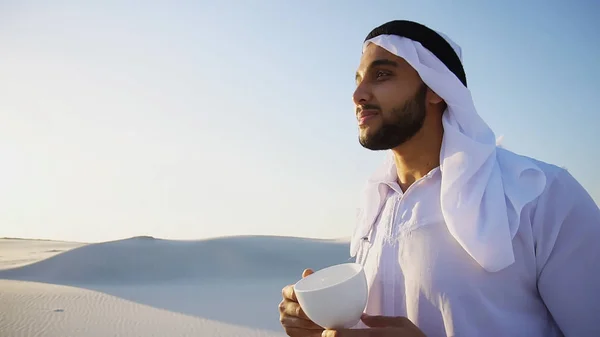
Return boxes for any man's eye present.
[376,71,390,79]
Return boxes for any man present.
[279,20,600,337]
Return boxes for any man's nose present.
[352,81,372,106]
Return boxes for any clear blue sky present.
[1,1,598,242]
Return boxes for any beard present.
[359,84,428,151]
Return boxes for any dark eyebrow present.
[355,59,399,82]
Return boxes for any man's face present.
[353,43,427,150]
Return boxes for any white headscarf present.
[350,33,547,272]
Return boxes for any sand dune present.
[0,235,351,284]
[0,238,84,270]
[0,235,352,336]
[0,279,281,337]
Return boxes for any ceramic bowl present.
[293,263,368,329]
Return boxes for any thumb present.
[302,269,314,278]
[361,314,406,328]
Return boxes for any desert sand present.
[0,235,351,337]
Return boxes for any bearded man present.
[279,20,600,337]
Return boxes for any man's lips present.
[357,109,379,125]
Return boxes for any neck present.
[391,123,443,192]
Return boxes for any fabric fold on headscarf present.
[350,34,547,272]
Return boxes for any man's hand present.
[279,269,324,337]
[321,314,426,337]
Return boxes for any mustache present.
[356,104,381,115]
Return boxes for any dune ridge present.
[0,238,84,270]
[0,235,351,285]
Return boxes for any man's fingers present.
[321,315,411,336]
[282,269,313,302]
[321,328,398,337]
[321,328,373,337]
[279,269,320,335]
[283,327,323,337]
[282,284,297,301]
[280,312,323,330]
[279,298,311,320]
[361,314,407,328]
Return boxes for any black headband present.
[364,20,467,87]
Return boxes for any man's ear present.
[426,87,444,104]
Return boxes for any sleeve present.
[533,168,600,337]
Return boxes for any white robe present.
[353,149,600,337]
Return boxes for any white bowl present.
[293,263,368,329]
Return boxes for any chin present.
[361,128,381,142]
[358,135,378,150]
[359,124,378,135]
